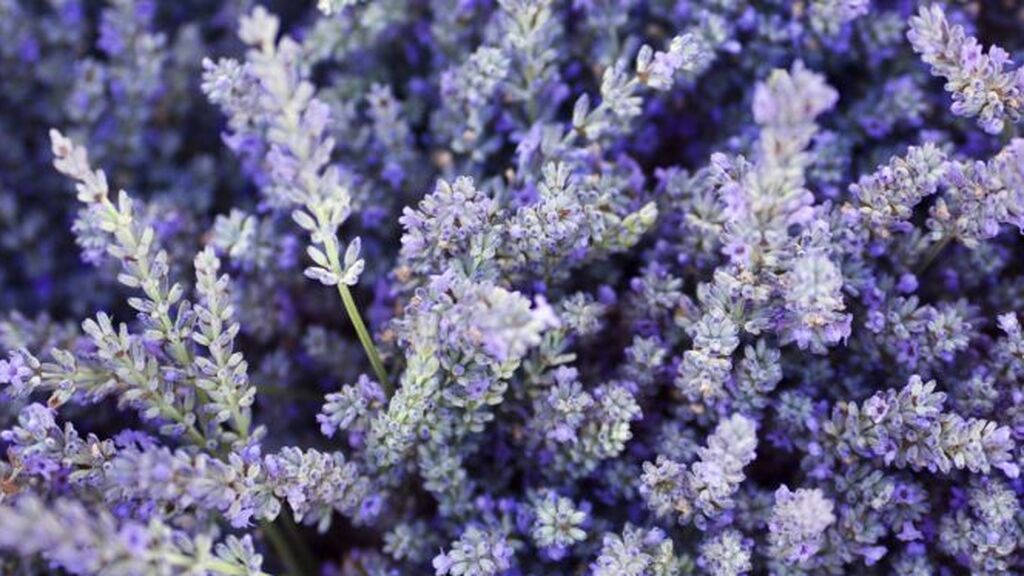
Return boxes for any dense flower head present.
[399,176,500,276]
[640,413,758,529]
[590,525,683,576]
[433,526,514,576]
[767,485,836,565]
[699,529,752,576]
[2,1,1024,574]
[530,492,588,551]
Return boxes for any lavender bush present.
[2,0,1024,574]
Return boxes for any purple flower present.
[0,353,32,394]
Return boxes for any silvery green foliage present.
[767,485,835,565]
[908,4,1024,134]
[640,414,757,529]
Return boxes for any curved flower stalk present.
[203,7,390,391]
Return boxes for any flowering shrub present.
[2,0,1024,574]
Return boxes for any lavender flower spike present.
[909,4,1024,134]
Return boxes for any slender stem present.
[915,235,952,276]
[261,521,303,576]
[337,282,391,395]
[319,227,392,395]
[280,510,318,576]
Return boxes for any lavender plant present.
[2,0,1024,574]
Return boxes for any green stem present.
[280,511,318,576]
[319,228,392,395]
[261,521,303,576]
[337,282,391,395]
[915,235,952,276]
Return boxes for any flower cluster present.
[640,414,758,529]
[908,4,1024,134]
[767,486,836,566]
[2,1,1024,574]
